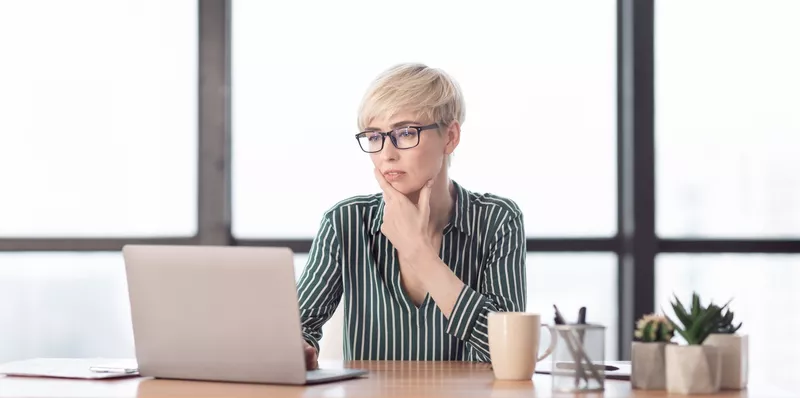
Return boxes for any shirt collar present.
[370,180,472,236]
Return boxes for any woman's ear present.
[444,121,461,155]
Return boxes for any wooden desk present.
[0,361,793,398]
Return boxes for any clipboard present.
[0,358,140,380]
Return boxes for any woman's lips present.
[383,170,406,181]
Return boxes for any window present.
[653,2,800,389]
[527,253,618,360]
[292,254,309,281]
[0,252,134,363]
[656,254,800,388]
[655,0,800,238]
[0,0,198,237]
[231,0,617,239]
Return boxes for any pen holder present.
[550,324,606,393]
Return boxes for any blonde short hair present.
[357,63,465,133]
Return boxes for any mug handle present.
[536,324,557,362]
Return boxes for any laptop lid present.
[122,244,308,384]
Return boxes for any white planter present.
[665,345,722,395]
[703,334,748,389]
[631,342,669,390]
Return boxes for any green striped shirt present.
[297,180,526,362]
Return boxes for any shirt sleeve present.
[297,215,343,353]
[444,210,527,362]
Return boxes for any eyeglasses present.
[355,123,439,153]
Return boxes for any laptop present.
[121,244,367,385]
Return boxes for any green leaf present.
[671,295,692,327]
[673,324,692,344]
[691,293,701,317]
[691,300,730,344]
[723,311,734,323]
[668,294,734,344]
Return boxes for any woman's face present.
[364,111,458,195]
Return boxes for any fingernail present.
[427,180,434,187]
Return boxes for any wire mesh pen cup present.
[550,324,606,393]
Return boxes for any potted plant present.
[631,313,674,390]
[703,304,747,389]
[664,293,727,395]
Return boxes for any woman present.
[297,63,526,369]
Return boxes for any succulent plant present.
[634,313,674,343]
[709,304,743,334]
[665,292,730,345]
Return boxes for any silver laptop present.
[121,244,367,385]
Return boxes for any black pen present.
[553,304,567,325]
[576,306,587,347]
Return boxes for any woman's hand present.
[373,168,435,257]
[304,341,318,370]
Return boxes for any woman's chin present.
[389,180,423,196]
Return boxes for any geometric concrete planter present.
[703,334,748,390]
[665,344,722,395]
[631,342,669,390]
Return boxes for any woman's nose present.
[380,138,400,161]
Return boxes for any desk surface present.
[0,361,793,398]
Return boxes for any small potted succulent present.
[664,292,727,395]
[703,304,747,389]
[631,313,674,390]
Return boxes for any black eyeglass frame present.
[354,123,440,153]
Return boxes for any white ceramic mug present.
[488,312,557,380]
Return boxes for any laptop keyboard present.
[306,368,365,383]
[307,369,341,378]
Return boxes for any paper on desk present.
[535,360,631,381]
[0,358,139,379]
